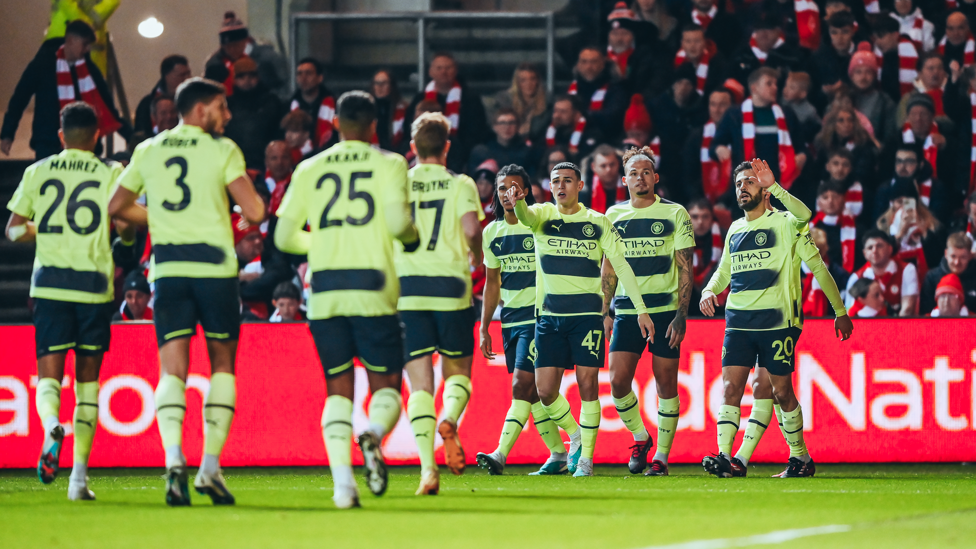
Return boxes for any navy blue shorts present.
[153,277,241,347]
[400,307,475,362]
[721,327,802,376]
[309,315,404,379]
[33,298,114,358]
[609,311,680,359]
[535,314,605,369]
[502,323,537,374]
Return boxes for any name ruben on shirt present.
[161,137,199,147]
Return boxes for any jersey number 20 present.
[317,171,375,228]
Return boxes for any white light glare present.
[138,17,164,38]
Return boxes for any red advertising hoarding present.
[1,319,974,468]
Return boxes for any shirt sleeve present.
[275,166,307,223]
[382,155,415,238]
[797,228,847,317]
[117,145,146,194]
[457,175,483,220]
[598,215,628,258]
[6,166,35,218]
[223,140,248,185]
[482,226,500,269]
[673,207,695,251]
[902,263,919,296]
[767,182,812,229]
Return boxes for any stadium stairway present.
[0,160,34,324]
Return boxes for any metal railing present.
[289,11,555,93]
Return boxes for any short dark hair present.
[895,143,921,159]
[687,197,714,213]
[828,11,856,29]
[430,51,456,63]
[681,23,705,35]
[552,161,581,180]
[817,179,845,197]
[175,77,225,115]
[578,45,605,58]
[948,231,974,250]
[917,51,944,72]
[336,90,377,133]
[297,57,324,75]
[871,12,901,36]
[849,276,876,300]
[553,94,581,112]
[150,94,175,117]
[272,281,301,302]
[748,67,780,88]
[732,161,754,181]
[826,147,854,163]
[494,107,520,125]
[863,228,893,248]
[160,55,189,79]
[65,20,96,43]
[492,164,535,216]
[60,101,99,143]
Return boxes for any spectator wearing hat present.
[870,15,919,103]
[406,52,491,173]
[892,0,935,52]
[920,232,976,313]
[814,11,859,95]
[688,0,743,54]
[811,180,859,273]
[683,87,735,204]
[849,41,900,145]
[606,3,669,98]
[846,229,920,315]
[651,64,708,202]
[269,282,306,322]
[371,69,409,152]
[927,273,972,316]
[580,144,625,214]
[113,271,153,321]
[224,56,284,172]
[134,55,192,135]
[621,93,656,153]
[492,63,552,142]
[280,110,314,165]
[566,45,629,140]
[729,13,806,89]
[802,227,852,317]
[847,277,889,317]
[1,20,128,159]
[205,11,250,96]
[467,109,532,176]
[290,57,337,150]
[234,213,295,320]
[541,94,603,160]
[885,93,954,192]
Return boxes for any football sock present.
[154,375,186,468]
[367,387,402,439]
[613,391,649,442]
[654,396,680,464]
[735,399,773,467]
[774,403,788,441]
[441,375,472,425]
[542,393,579,437]
[579,400,601,460]
[497,400,531,458]
[408,390,437,470]
[71,381,99,477]
[780,404,810,461]
[202,373,236,466]
[35,377,62,442]
[530,401,566,456]
[322,395,355,488]
[716,405,740,456]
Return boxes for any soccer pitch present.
[2,465,975,549]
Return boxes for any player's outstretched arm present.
[600,258,618,338]
[750,158,811,223]
[273,216,311,255]
[5,213,35,242]
[507,185,539,230]
[384,199,420,251]
[701,238,731,316]
[228,176,265,224]
[480,267,501,359]
[667,248,694,348]
[798,231,853,341]
[107,186,148,225]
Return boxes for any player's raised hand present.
[835,314,854,341]
[750,158,776,189]
[637,313,655,344]
[505,183,526,206]
[480,327,495,359]
[700,290,717,317]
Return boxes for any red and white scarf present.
[902,9,927,52]
[426,80,461,135]
[845,181,864,218]
[750,34,785,64]
[810,212,856,272]
[795,0,821,51]
[220,54,236,96]
[700,120,730,203]
[608,45,634,75]
[546,116,587,154]
[939,34,976,66]
[874,38,918,97]
[291,95,335,148]
[590,174,628,214]
[265,170,292,218]
[568,80,608,111]
[693,221,723,285]
[691,6,717,30]
[55,46,121,135]
[675,49,710,95]
[741,99,798,188]
[918,178,933,207]
[902,122,940,179]
[970,92,976,195]
[290,138,313,166]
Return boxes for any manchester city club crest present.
[755,232,767,246]
[651,221,664,235]
[582,224,596,237]
[522,237,534,250]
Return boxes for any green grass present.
[2,465,976,549]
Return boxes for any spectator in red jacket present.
[928,273,971,317]
[846,229,919,315]
[848,277,889,317]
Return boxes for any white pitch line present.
[637,524,852,549]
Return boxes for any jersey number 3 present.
[162,156,191,211]
[317,171,375,228]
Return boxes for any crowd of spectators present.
[5,3,976,320]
